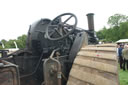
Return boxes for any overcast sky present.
[0,0,127,40]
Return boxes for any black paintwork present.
[6,13,98,85]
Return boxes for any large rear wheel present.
[67,44,119,85]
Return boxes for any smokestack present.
[86,13,94,31]
[86,13,98,44]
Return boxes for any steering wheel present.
[45,13,77,40]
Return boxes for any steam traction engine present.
[0,13,119,85]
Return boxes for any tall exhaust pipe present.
[86,13,94,31]
[86,13,98,44]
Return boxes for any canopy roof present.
[116,39,128,43]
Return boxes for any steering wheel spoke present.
[49,30,56,36]
[55,28,63,37]
[62,27,69,34]
[63,15,73,24]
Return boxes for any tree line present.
[96,14,128,42]
[0,34,27,49]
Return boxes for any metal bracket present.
[43,49,61,85]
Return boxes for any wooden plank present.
[74,57,117,74]
[81,47,116,52]
[96,44,116,47]
[67,76,91,85]
[77,51,117,61]
[69,68,118,85]
[87,44,116,47]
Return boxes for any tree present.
[5,39,17,48]
[107,14,128,27]
[96,13,128,43]
[96,25,122,42]
[105,27,118,42]
[119,22,128,39]
[96,27,107,40]
[0,39,7,49]
[16,34,27,49]
[0,34,27,49]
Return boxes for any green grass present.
[119,69,128,85]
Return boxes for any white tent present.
[116,39,128,43]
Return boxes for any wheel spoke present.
[63,15,73,24]
[55,28,63,37]
[59,27,64,36]
[62,27,68,34]
[49,30,56,36]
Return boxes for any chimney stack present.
[86,13,94,31]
